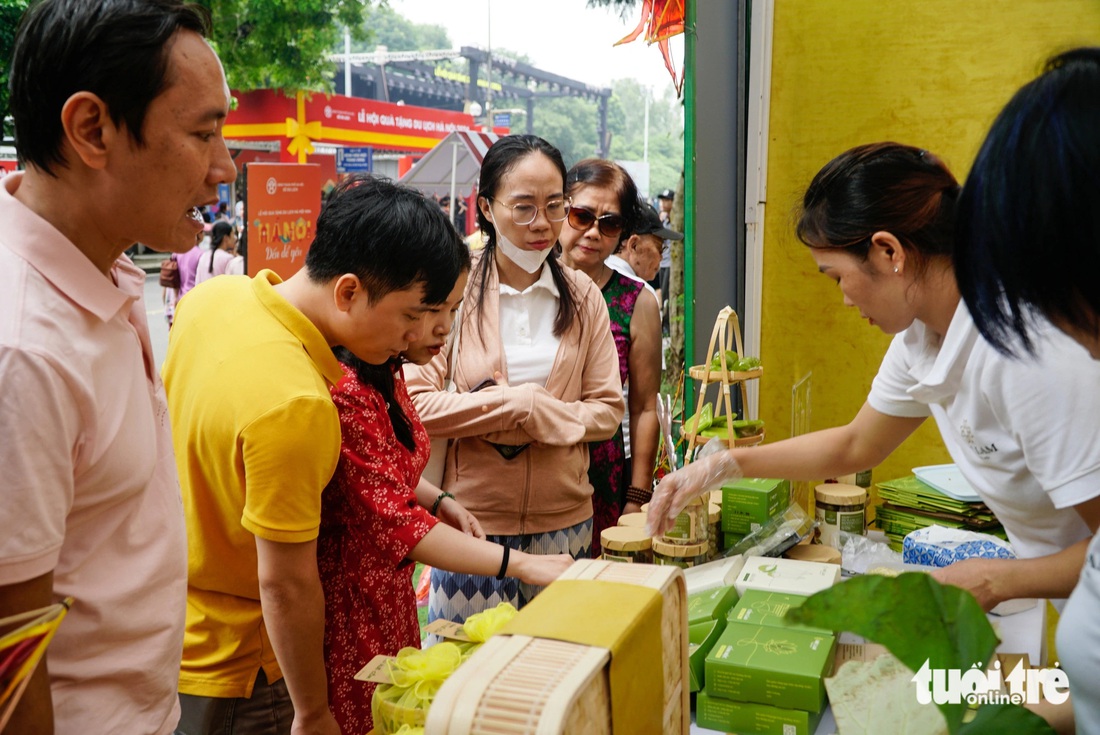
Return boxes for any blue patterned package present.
[902,525,1016,567]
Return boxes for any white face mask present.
[490,211,553,274]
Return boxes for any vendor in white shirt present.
[649,141,1100,613]
[954,48,1100,735]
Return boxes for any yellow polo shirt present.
[164,270,343,698]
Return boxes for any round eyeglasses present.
[566,205,624,239]
[491,198,569,226]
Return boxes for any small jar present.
[707,504,721,560]
[814,483,868,548]
[652,539,709,568]
[601,526,653,564]
[660,495,709,546]
[617,512,648,529]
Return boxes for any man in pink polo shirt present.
[0,1,236,733]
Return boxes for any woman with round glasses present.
[559,159,661,555]
[406,135,624,623]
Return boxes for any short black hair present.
[10,0,211,175]
[956,47,1100,355]
[306,174,469,306]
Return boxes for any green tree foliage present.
[198,0,374,93]
[1,0,31,141]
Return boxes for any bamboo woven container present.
[425,559,689,734]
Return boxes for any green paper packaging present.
[688,618,726,693]
[704,619,836,712]
[727,588,832,636]
[696,692,824,735]
[687,585,740,626]
[721,477,790,534]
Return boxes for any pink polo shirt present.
[0,173,188,734]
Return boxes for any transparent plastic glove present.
[645,449,744,536]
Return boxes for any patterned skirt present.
[428,518,592,627]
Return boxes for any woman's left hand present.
[437,497,486,539]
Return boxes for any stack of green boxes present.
[720,478,791,550]
[698,588,837,735]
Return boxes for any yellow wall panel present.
[759,0,1100,485]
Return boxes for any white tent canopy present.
[397,130,500,201]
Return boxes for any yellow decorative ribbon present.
[284,91,322,163]
[372,642,465,733]
[462,601,517,643]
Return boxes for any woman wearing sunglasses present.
[559,159,662,556]
[406,135,624,624]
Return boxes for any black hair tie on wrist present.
[496,544,511,580]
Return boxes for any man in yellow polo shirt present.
[164,175,469,735]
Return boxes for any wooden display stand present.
[683,306,764,460]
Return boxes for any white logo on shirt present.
[959,420,998,459]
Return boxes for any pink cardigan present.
[405,259,624,536]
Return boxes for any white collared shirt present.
[498,263,562,387]
[868,301,1100,573]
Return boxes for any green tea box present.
[687,585,740,626]
[720,478,791,534]
[696,692,825,735]
[734,555,841,596]
[688,618,727,693]
[704,619,836,712]
[727,588,833,636]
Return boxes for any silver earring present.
[893,266,899,273]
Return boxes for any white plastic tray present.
[912,464,982,503]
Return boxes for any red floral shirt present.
[319,363,437,733]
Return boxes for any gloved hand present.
[645,450,743,536]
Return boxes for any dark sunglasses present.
[567,206,624,239]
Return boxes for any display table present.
[690,596,1047,734]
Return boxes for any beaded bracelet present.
[430,490,455,516]
[625,485,653,506]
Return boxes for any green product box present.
[726,588,832,636]
[688,618,726,693]
[704,619,836,712]
[687,585,740,626]
[696,692,824,735]
[720,478,791,534]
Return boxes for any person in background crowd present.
[177,228,206,299]
[165,175,468,735]
[0,1,233,732]
[648,142,1100,616]
[558,160,662,556]
[320,255,572,733]
[654,188,675,313]
[406,135,623,623]
[194,220,236,285]
[226,234,245,276]
[609,200,682,297]
[953,47,1100,735]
